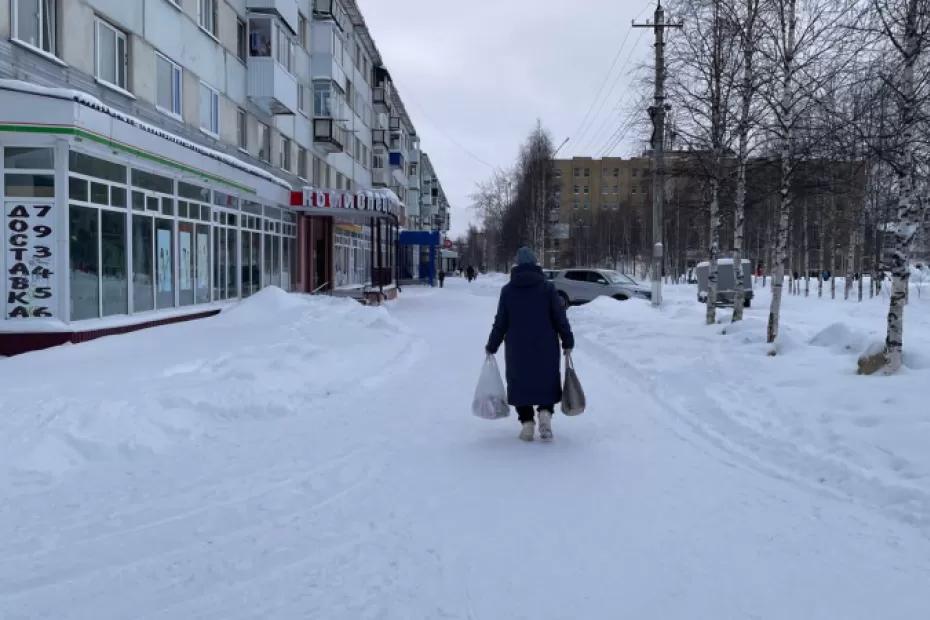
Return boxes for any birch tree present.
[870,0,930,372]
[667,0,742,325]
[761,0,857,346]
[729,0,766,320]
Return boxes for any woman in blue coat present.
[485,247,574,441]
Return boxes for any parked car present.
[695,259,754,307]
[550,269,652,306]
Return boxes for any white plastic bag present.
[472,355,510,420]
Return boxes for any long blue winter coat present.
[485,264,575,407]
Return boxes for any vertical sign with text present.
[5,203,56,319]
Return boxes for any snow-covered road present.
[1,277,928,619]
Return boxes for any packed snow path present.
[1,277,928,619]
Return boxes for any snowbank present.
[0,290,415,481]
[573,284,930,527]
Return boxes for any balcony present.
[313,0,350,30]
[247,57,298,115]
[372,168,389,187]
[373,86,391,114]
[389,151,406,170]
[389,116,401,131]
[409,175,420,190]
[247,0,299,34]
[372,129,388,147]
[313,118,343,153]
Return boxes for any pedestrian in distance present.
[438,269,446,288]
[466,265,476,282]
[485,247,575,442]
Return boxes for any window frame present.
[199,81,220,137]
[257,121,271,163]
[155,52,184,119]
[236,17,248,62]
[279,136,292,172]
[94,16,129,92]
[237,108,248,152]
[297,147,308,180]
[198,0,218,37]
[12,0,59,58]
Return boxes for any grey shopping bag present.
[561,353,586,416]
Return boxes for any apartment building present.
[554,154,868,277]
[0,0,449,355]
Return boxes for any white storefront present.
[0,81,298,348]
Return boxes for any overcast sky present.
[356,0,657,237]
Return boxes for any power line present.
[575,29,648,155]
[389,77,498,170]
[570,0,654,152]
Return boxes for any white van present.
[695,259,754,307]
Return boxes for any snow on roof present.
[0,79,291,191]
[695,258,751,268]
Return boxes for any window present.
[257,122,271,162]
[95,18,128,90]
[280,137,291,171]
[237,18,247,61]
[299,14,308,49]
[313,156,322,185]
[199,0,217,36]
[584,168,590,177]
[275,22,294,73]
[573,168,580,177]
[237,109,248,150]
[156,53,182,117]
[13,0,58,56]
[314,81,334,117]
[249,17,272,57]
[199,82,219,135]
[298,147,308,179]
[298,85,308,116]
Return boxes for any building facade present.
[0,0,449,354]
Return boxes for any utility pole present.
[634,1,682,307]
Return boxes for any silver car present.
[550,269,652,306]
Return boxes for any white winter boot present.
[519,421,535,442]
[538,409,553,441]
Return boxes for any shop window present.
[13,0,58,56]
[4,174,54,198]
[226,227,238,298]
[131,168,173,194]
[69,177,88,202]
[5,147,53,169]
[156,52,183,117]
[90,182,109,205]
[95,18,128,91]
[132,214,154,312]
[70,151,126,182]
[69,205,99,320]
[179,181,210,202]
[178,221,196,306]
[250,231,261,294]
[101,210,128,316]
[155,218,175,309]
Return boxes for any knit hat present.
[516,247,537,265]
